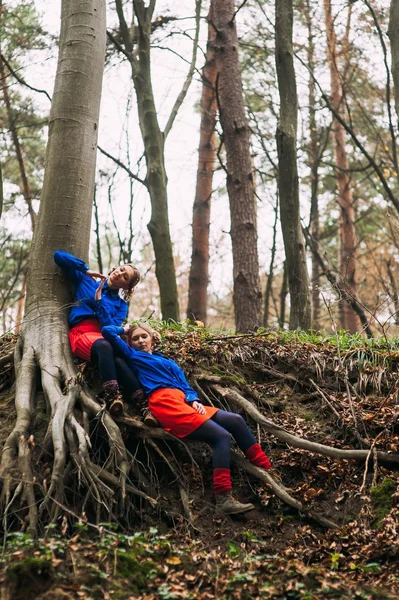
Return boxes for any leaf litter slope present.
[1,325,399,598]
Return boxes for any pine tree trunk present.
[0,0,108,533]
[389,0,399,128]
[212,0,262,333]
[275,0,312,330]
[187,11,217,325]
[305,0,321,330]
[323,0,358,334]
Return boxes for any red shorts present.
[69,319,103,362]
[148,388,219,438]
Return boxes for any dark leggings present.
[91,339,142,395]
[186,410,256,469]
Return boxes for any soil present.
[1,328,399,599]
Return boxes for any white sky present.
[25,0,246,305]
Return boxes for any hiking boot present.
[109,395,124,416]
[102,385,124,417]
[215,493,255,515]
[142,406,159,427]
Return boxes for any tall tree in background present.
[389,0,399,128]
[304,0,322,330]
[212,0,262,332]
[275,0,311,330]
[0,0,107,533]
[187,8,217,325]
[323,0,358,333]
[113,0,201,322]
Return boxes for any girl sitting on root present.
[54,250,156,424]
[101,321,272,515]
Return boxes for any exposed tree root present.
[2,325,399,536]
[210,383,399,466]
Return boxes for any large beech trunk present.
[323,0,358,333]
[187,10,217,325]
[212,0,262,333]
[275,0,312,330]
[0,0,109,534]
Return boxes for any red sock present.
[213,468,232,495]
[245,443,271,470]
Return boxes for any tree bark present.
[130,0,179,321]
[187,10,217,325]
[323,0,358,333]
[114,0,200,322]
[275,0,312,330]
[389,0,399,129]
[263,194,279,328]
[212,0,262,332]
[0,0,108,533]
[304,0,321,330]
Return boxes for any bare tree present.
[212,0,262,332]
[389,0,399,129]
[323,0,358,333]
[187,8,217,325]
[112,0,201,322]
[275,0,311,330]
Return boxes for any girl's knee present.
[228,412,246,429]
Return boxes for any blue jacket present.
[54,250,128,327]
[102,325,198,402]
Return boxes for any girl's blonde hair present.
[108,264,140,301]
[127,322,161,347]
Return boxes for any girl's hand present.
[192,401,205,415]
[123,324,131,335]
[86,269,106,281]
[95,278,106,302]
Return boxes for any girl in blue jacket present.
[54,250,152,419]
[102,322,272,515]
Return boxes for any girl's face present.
[129,327,153,353]
[108,265,135,290]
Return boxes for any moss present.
[7,557,52,582]
[115,551,156,593]
[371,478,395,529]
[6,557,53,600]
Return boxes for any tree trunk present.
[187,10,217,325]
[0,0,108,533]
[212,0,262,333]
[279,260,288,329]
[132,0,179,321]
[323,0,358,333]
[304,0,321,331]
[275,0,312,330]
[113,0,181,322]
[389,0,399,128]
[263,194,279,328]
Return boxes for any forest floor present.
[0,326,399,599]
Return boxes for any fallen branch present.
[232,452,338,528]
[212,384,399,466]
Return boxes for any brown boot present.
[142,406,159,427]
[102,382,124,417]
[215,493,255,515]
[109,394,124,416]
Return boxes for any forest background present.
[2,0,399,337]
